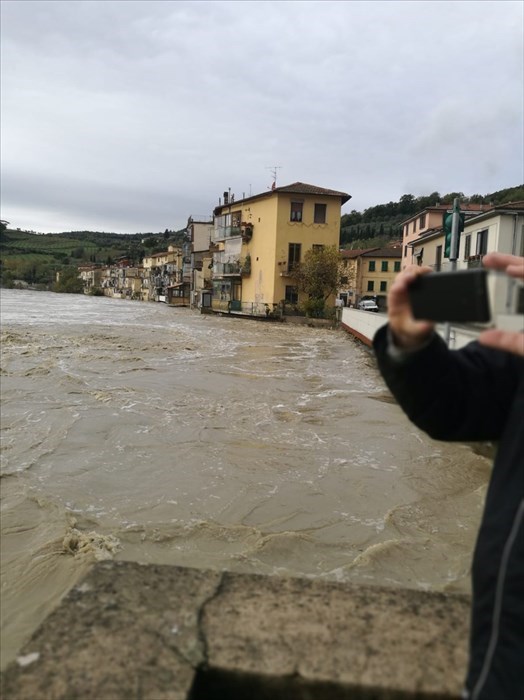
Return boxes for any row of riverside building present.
[78,182,524,318]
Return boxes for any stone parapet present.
[340,307,483,350]
[1,561,470,699]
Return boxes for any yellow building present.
[357,247,402,309]
[211,182,351,314]
[121,267,143,300]
[338,248,378,306]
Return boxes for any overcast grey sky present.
[1,0,522,234]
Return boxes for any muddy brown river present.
[0,289,490,668]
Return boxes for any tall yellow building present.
[211,182,351,314]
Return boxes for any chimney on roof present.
[223,191,229,205]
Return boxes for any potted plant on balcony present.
[241,254,251,276]
[241,223,253,241]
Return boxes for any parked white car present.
[358,299,379,312]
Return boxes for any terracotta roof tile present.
[361,247,402,258]
[490,200,524,211]
[215,182,352,212]
[340,247,379,258]
[274,182,351,204]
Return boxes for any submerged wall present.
[1,561,470,699]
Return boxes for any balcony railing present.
[213,226,242,242]
[428,262,453,272]
[213,262,242,276]
[211,300,281,317]
[467,254,484,269]
[279,264,298,277]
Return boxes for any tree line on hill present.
[0,224,188,288]
[340,184,524,250]
[1,184,522,289]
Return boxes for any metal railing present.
[281,302,303,316]
[213,226,242,241]
[467,255,484,269]
[211,300,281,317]
[213,262,242,276]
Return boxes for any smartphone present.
[408,269,491,323]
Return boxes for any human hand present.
[387,265,435,350]
[479,253,524,356]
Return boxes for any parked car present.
[358,299,379,312]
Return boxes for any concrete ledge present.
[1,562,470,699]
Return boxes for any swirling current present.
[0,289,490,668]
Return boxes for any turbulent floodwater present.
[0,289,490,668]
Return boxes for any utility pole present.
[444,197,461,346]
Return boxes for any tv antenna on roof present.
[266,166,282,190]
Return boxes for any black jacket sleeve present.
[372,324,522,442]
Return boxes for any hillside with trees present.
[0,224,187,288]
[1,184,522,289]
[340,184,524,250]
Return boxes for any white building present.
[410,201,524,325]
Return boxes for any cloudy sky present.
[1,0,522,234]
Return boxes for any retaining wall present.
[1,561,470,700]
[341,308,481,349]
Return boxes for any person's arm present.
[373,262,522,442]
[386,265,435,351]
[374,325,519,441]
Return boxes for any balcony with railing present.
[211,300,281,318]
[279,263,298,278]
[213,261,242,277]
[213,222,254,243]
[467,254,484,269]
[213,226,242,242]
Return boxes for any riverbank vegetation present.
[340,184,523,250]
[295,245,341,318]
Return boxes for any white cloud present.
[1,0,522,232]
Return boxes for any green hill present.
[2,184,522,288]
[0,226,186,288]
[340,184,524,249]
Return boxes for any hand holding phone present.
[478,253,524,357]
[387,265,436,350]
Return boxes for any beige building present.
[337,246,401,309]
[141,246,184,302]
[121,267,143,299]
[401,203,490,268]
[187,218,214,308]
[338,248,378,306]
[78,264,103,294]
[211,182,351,315]
[359,247,402,308]
[411,201,524,320]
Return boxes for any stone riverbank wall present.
[341,307,480,349]
[1,561,470,700]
